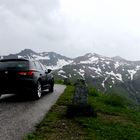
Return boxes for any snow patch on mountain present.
[102,77,108,88]
[32,54,50,60]
[47,59,73,70]
[88,66,102,76]
[58,70,66,74]
[114,62,120,69]
[105,61,110,65]
[136,66,140,71]
[77,69,85,77]
[58,70,67,78]
[111,77,115,84]
[91,75,96,78]
[18,54,51,60]
[58,73,68,78]
[80,56,98,64]
[106,71,123,82]
[100,58,105,61]
[128,70,136,80]
[18,55,24,58]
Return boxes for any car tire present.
[34,81,42,99]
[49,83,54,93]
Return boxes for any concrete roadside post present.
[73,78,88,105]
[67,78,97,117]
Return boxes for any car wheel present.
[34,81,42,99]
[49,84,54,93]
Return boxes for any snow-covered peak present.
[74,53,103,64]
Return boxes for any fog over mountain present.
[0,0,140,60]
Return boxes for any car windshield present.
[0,60,29,70]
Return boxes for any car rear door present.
[34,61,47,86]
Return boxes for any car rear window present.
[0,61,29,70]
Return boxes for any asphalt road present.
[0,84,66,140]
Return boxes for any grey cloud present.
[0,0,140,61]
[0,0,67,55]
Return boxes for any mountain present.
[1,49,73,70]
[55,53,140,104]
[1,49,140,103]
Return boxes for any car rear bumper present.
[0,79,36,95]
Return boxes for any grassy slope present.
[25,86,140,140]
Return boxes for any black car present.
[0,58,54,99]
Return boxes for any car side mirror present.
[47,69,52,73]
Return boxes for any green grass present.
[24,86,87,140]
[54,79,64,85]
[24,86,140,140]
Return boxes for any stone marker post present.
[73,78,88,105]
[67,78,97,117]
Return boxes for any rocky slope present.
[55,53,140,103]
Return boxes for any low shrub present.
[88,87,99,97]
[103,94,127,107]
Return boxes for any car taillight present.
[18,70,34,76]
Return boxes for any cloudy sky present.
[0,0,140,60]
